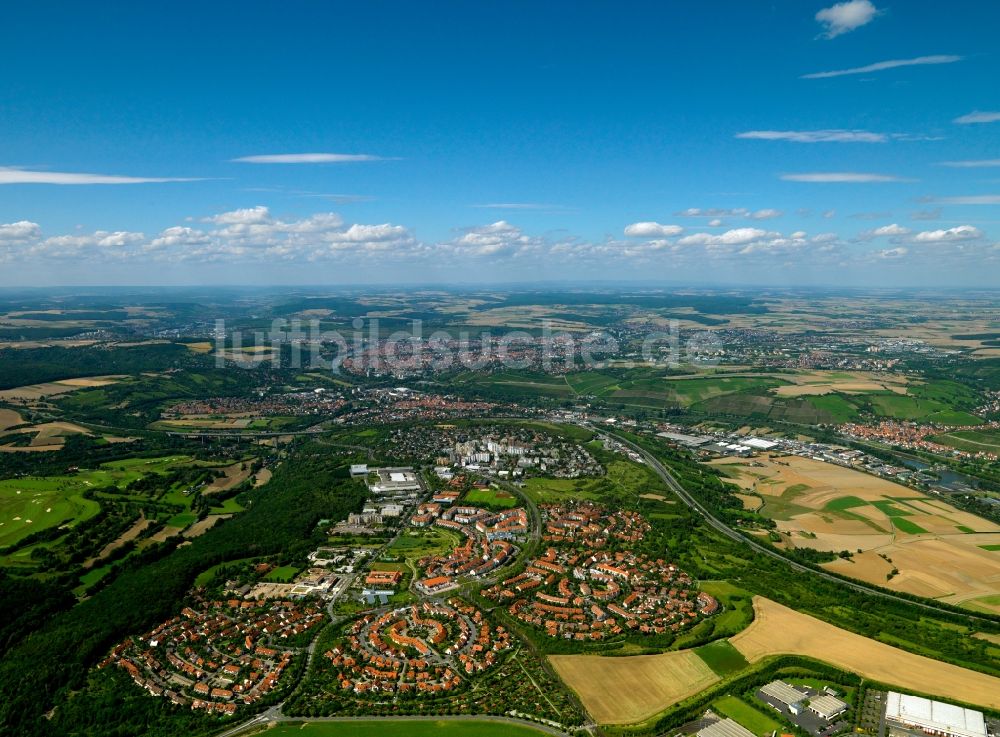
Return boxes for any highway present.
[600,427,999,625]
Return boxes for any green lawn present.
[264,565,300,582]
[695,640,749,676]
[713,695,784,735]
[464,487,518,508]
[387,527,461,560]
[264,720,551,737]
[0,454,202,548]
[165,511,197,528]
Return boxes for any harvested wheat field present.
[771,370,909,397]
[711,455,1000,609]
[204,462,253,493]
[732,597,1000,709]
[0,375,122,402]
[182,514,232,538]
[549,648,719,724]
[0,409,24,431]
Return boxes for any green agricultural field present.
[695,639,749,676]
[263,720,552,737]
[464,487,518,508]
[824,495,868,512]
[932,429,1000,454]
[872,500,912,517]
[713,695,784,735]
[980,544,1000,552]
[565,371,621,395]
[865,391,982,425]
[805,394,861,423]
[666,375,788,406]
[892,517,928,535]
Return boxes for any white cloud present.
[876,247,908,259]
[624,222,684,237]
[861,223,911,239]
[931,195,1000,205]
[781,172,911,183]
[677,228,770,247]
[231,153,392,164]
[147,226,211,251]
[0,220,42,242]
[939,159,1000,168]
[445,221,542,257]
[675,207,782,219]
[29,230,146,259]
[737,129,887,143]
[0,167,201,185]
[802,54,961,79]
[816,0,878,38]
[708,219,723,227]
[205,206,272,225]
[912,225,982,243]
[953,111,1000,125]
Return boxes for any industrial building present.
[761,679,808,710]
[656,431,714,447]
[885,692,987,737]
[367,466,422,496]
[809,694,849,720]
[697,718,756,737]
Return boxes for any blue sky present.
[1,0,998,286]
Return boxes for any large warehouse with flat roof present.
[761,680,807,707]
[885,692,987,737]
[698,718,755,737]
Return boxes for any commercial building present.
[809,694,849,720]
[697,718,756,737]
[885,692,987,737]
[367,467,422,497]
[761,680,808,709]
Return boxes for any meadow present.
[712,694,782,735]
[463,487,518,508]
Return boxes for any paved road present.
[217,710,576,737]
[600,426,998,625]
